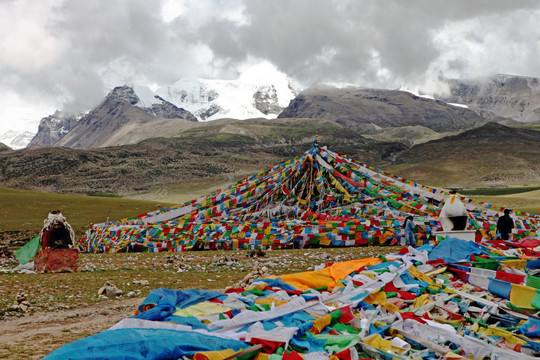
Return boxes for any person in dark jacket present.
[497,209,514,240]
[403,216,416,246]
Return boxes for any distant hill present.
[0,118,407,195]
[387,122,540,188]
[2,119,539,196]
[2,120,539,196]
[278,86,507,133]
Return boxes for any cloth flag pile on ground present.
[46,237,540,359]
[79,142,539,253]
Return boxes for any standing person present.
[497,209,515,241]
[403,215,416,247]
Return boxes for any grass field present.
[460,186,540,196]
[0,187,175,236]
[0,247,389,317]
[465,189,540,215]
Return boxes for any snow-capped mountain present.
[28,86,198,148]
[0,130,35,150]
[156,64,300,120]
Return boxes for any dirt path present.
[0,297,144,360]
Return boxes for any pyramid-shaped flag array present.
[79,141,540,252]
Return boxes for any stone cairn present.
[8,290,32,312]
[213,254,240,266]
[227,263,269,290]
[0,246,17,268]
[161,254,191,272]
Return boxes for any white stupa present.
[437,191,476,241]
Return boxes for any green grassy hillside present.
[0,187,174,235]
[386,123,540,189]
[467,189,540,215]
[513,122,540,131]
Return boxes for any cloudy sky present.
[1,0,539,136]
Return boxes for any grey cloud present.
[204,0,540,87]
[1,0,539,118]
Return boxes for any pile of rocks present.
[8,290,32,312]
[97,281,123,298]
[0,245,17,268]
[227,263,269,290]
[176,262,191,272]
[246,249,266,258]
[212,254,239,266]
[161,254,192,272]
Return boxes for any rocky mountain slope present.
[278,86,507,133]
[27,111,81,148]
[439,74,540,123]
[52,86,197,149]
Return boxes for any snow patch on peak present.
[132,84,163,108]
[399,85,469,108]
[398,85,435,100]
[448,102,469,109]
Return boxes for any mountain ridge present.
[155,64,299,121]
[45,86,196,149]
[4,73,540,149]
[278,86,508,133]
[27,110,82,148]
[14,73,540,150]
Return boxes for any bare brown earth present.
[0,297,142,359]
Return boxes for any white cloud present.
[431,8,540,80]
[0,90,56,134]
[0,0,67,73]
[161,0,187,22]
